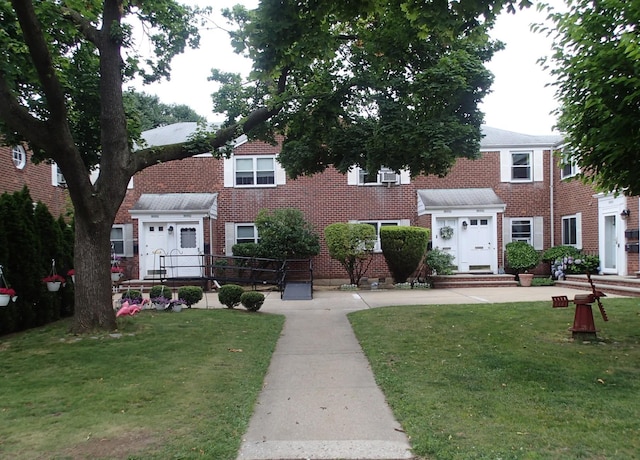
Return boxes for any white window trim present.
[562,213,582,249]
[560,158,580,180]
[347,166,410,186]
[51,163,66,187]
[503,216,544,250]
[499,149,544,183]
[353,219,410,252]
[224,155,286,188]
[111,224,134,257]
[225,222,261,254]
[12,145,26,170]
[235,223,259,244]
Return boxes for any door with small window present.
[143,222,202,278]
[464,218,493,271]
[165,225,202,278]
[434,218,459,270]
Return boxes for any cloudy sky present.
[134,1,562,135]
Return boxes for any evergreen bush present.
[240,291,265,312]
[218,284,244,309]
[177,286,204,307]
[380,226,430,283]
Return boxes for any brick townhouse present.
[3,124,638,282]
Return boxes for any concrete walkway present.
[219,285,596,460]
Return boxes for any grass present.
[0,309,284,460]
[349,298,640,460]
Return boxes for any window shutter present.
[275,158,287,185]
[224,223,235,255]
[500,151,511,182]
[223,157,234,187]
[533,149,544,182]
[347,167,359,185]
[533,216,544,250]
[123,224,134,257]
[51,164,58,186]
[399,169,411,184]
[503,217,511,245]
[576,212,582,250]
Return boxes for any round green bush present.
[177,286,204,307]
[218,284,244,309]
[121,289,143,303]
[149,285,172,299]
[505,241,540,273]
[240,291,265,312]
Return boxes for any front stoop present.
[433,274,518,289]
[556,275,640,297]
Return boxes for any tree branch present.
[10,0,71,130]
[61,6,102,47]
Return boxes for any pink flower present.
[0,287,16,297]
[67,269,75,276]
[111,266,124,273]
[42,274,65,283]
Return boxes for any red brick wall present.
[0,144,69,218]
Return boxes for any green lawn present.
[0,309,284,460]
[349,298,640,460]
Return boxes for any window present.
[511,219,532,244]
[359,221,400,251]
[562,213,582,248]
[12,145,26,169]
[51,163,66,187]
[111,227,125,255]
[235,157,275,186]
[235,224,259,244]
[560,158,579,179]
[110,224,134,257]
[511,151,532,181]
[358,167,399,185]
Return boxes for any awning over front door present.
[417,188,505,214]
[130,193,218,218]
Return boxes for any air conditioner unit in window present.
[380,172,398,184]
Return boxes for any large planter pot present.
[171,303,183,313]
[518,273,534,287]
[0,294,10,307]
[46,281,61,292]
[154,302,168,311]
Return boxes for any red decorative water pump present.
[552,273,608,340]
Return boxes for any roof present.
[417,188,506,213]
[480,126,563,149]
[139,122,246,150]
[130,193,218,217]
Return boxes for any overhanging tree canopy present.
[0,0,531,332]
[538,0,640,195]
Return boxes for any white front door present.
[465,217,493,271]
[142,221,202,278]
[602,214,618,273]
[434,218,459,270]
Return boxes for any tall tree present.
[124,90,205,131]
[0,0,530,333]
[538,0,640,194]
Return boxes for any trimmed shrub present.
[121,289,143,304]
[541,245,581,263]
[178,286,203,307]
[240,291,265,312]
[425,248,455,276]
[505,241,540,274]
[380,226,430,283]
[214,258,228,277]
[218,284,244,309]
[149,285,172,300]
[324,222,377,285]
[232,242,262,258]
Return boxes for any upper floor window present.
[235,157,275,186]
[359,167,399,185]
[12,145,26,169]
[511,151,532,181]
[51,163,66,187]
[560,158,580,179]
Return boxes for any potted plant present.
[151,295,171,311]
[0,287,17,306]
[169,298,186,312]
[43,274,65,292]
[505,241,540,287]
[111,266,124,282]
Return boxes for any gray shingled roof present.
[480,125,563,149]
[130,193,218,217]
[418,188,506,211]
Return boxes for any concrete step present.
[555,280,640,297]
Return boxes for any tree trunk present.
[70,217,116,333]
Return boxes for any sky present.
[134,1,563,135]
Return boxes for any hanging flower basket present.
[0,266,17,306]
[0,294,10,307]
[67,269,75,283]
[43,275,65,292]
[111,266,124,282]
[440,226,454,240]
